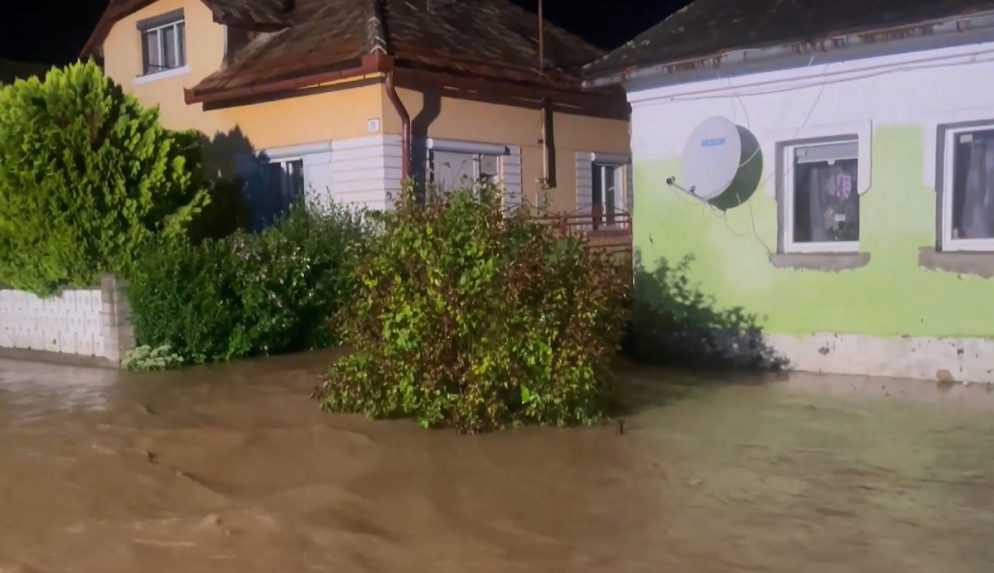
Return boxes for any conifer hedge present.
[0,61,208,295]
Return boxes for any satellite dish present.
[681,117,746,201]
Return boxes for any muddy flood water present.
[1,352,994,573]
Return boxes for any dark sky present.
[0,0,686,65]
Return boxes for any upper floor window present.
[781,138,860,253]
[941,125,994,252]
[138,10,186,76]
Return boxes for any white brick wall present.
[0,275,134,364]
[1,288,104,356]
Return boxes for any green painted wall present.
[634,126,994,339]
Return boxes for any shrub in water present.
[126,237,242,363]
[122,345,186,372]
[127,203,368,364]
[0,61,209,295]
[317,185,630,432]
[229,202,370,355]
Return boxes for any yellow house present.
[83,0,631,224]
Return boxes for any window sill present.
[770,252,871,272]
[134,65,190,85]
[919,248,994,278]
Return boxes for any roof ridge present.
[364,0,389,55]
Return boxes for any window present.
[430,150,501,192]
[941,125,994,251]
[139,12,186,76]
[268,158,305,206]
[592,162,627,227]
[781,138,860,253]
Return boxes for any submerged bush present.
[626,255,786,371]
[127,203,368,364]
[316,185,630,433]
[0,61,209,295]
[122,345,186,372]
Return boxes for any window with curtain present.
[782,139,860,253]
[944,128,994,250]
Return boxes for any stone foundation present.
[768,333,994,384]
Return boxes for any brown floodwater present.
[1,352,994,573]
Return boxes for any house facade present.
[589,0,994,383]
[84,0,631,224]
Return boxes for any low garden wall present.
[0,275,135,365]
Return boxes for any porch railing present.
[531,208,632,256]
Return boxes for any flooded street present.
[1,353,993,573]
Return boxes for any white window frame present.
[591,156,630,215]
[940,123,994,252]
[781,137,861,254]
[139,16,187,78]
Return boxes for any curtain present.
[797,160,859,243]
[957,137,994,240]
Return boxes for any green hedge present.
[127,204,369,363]
[316,185,630,433]
[0,61,208,295]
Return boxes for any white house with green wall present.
[588,0,994,383]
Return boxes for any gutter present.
[586,9,994,88]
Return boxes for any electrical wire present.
[667,49,994,102]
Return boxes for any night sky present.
[0,0,687,65]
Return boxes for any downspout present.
[367,0,411,182]
[537,0,557,190]
[385,71,412,182]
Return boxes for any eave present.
[186,54,629,120]
[586,8,994,88]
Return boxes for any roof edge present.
[81,0,293,58]
[185,53,392,105]
[585,7,994,88]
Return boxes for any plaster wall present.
[628,41,994,382]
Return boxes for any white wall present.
[0,289,105,356]
[327,135,403,211]
[0,276,134,364]
[626,39,994,384]
[629,40,994,192]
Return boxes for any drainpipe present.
[385,71,412,182]
[537,0,556,190]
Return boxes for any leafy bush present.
[626,255,786,370]
[316,185,630,433]
[127,203,368,363]
[0,61,209,295]
[122,345,186,372]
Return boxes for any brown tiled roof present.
[202,0,296,30]
[85,0,605,101]
[192,0,603,99]
[585,0,994,80]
